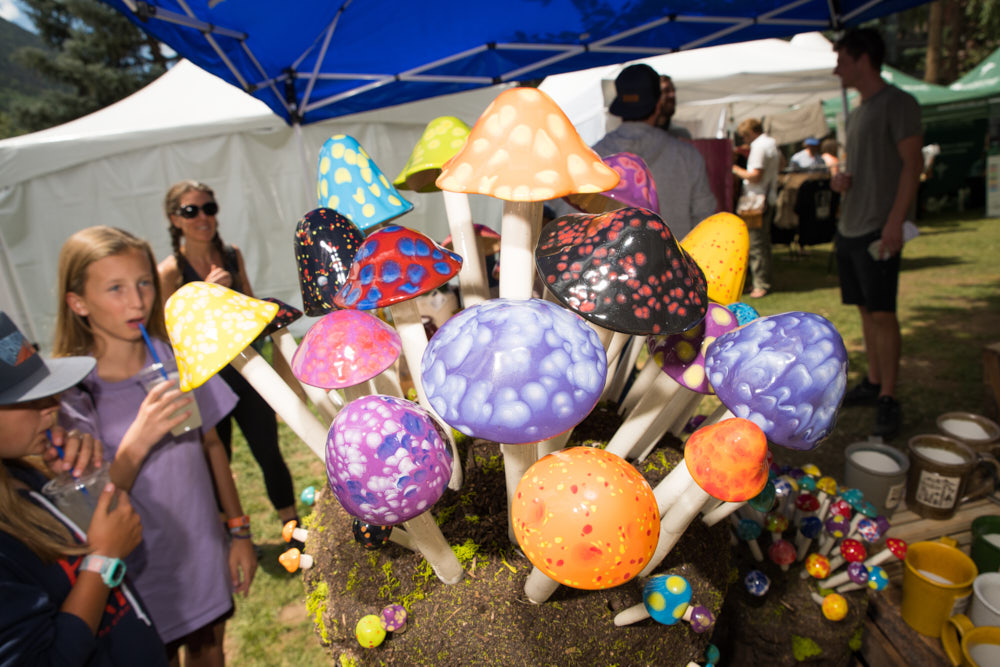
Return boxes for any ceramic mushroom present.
[278,548,314,573]
[282,519,309,545]
[802,553,831,580]
[511,446,659,604]
[732,516,764,561]
[704,312,848,451]
[864,537,907,568]
[827,561,869,592]
[811,592,848,621]
[379,604,408,634]
[818,514,851,557]
[326,394,462,584]
[769,539,797,572]
[564,152,660,215]
[352,519,416,552]
[164,282,329,460]
[796,516,824,561]
[436,86,619,301]
[317,134,413,232]
[421,298,607,543]
[680,212,750,306]
[614,573,715,633]
[294,207,366,317]
[745,570,771,597]
[640,418,769,577]
[394,116,489,307]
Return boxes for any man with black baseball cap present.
[594,63,716,238]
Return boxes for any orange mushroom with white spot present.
[639,418,769,577]
[278,548,313,573]
[435,86,619,301]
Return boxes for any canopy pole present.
[294,122,314,204]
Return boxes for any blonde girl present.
[54,226,255,667]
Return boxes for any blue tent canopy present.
[104,0,930,125]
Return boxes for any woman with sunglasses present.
[157,181,301,541]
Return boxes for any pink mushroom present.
[768,539,797,572]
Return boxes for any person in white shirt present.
[732,118,781,298]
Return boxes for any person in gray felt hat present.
[594,63,716,238]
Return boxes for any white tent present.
[539,33,839,145]
[0,60,506,347]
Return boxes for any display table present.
[861,586,950,665]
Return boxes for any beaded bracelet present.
[231,532,253,540]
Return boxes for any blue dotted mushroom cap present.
[745,570,770,596]
[705,311,847,451]
[642,574,692,625]
[421,298,607,443]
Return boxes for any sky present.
[0,0,34,32]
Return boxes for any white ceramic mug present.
[971,572,1000,627]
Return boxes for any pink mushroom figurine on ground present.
[769,539,797,572]
[864,537,908,568]
[512,446,659,603]
[326,394,462,584]
[614,573,714,633]
[640,418,769,577]
[421,298,607,543]
[802,553,831,580]
[436,87,619,302]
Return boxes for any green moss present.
[727,567,740,585]
[338,655,358,667]
[452,538,480,566]
[848,625,864,652]
[300,511,317,529]
[305,580,330,644]
[379,561,401,598]
[791,635,823,661]
[464,514,480,523]
[344,563,360,592]
[435,504,458,525]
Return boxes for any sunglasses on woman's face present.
[175,202,219,219]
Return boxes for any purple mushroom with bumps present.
[327,394,462,584]
[705,311,848,451]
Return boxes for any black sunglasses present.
[175,202,219,219]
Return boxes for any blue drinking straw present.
[138,323,170,380]
[46,429,64,460]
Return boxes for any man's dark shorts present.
[835,230,901,313]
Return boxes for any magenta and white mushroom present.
[326,394,462,584]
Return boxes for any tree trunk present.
[925,0,943,84]
[943,0,963,82]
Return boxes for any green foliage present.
[7,0,174,134]
[849,625,865,652]
[378,561,401,599]
[790,635,823,661]
[305,581,330,644]
[451,538,481,566]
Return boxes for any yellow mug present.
[901,537,978,637]
[941,614,1000,666]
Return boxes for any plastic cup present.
[41,465,110,531]
[136,363,202,436]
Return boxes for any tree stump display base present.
[303,405,731,665]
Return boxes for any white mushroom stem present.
[863,548,899,568]
[613,601,651,626]
[817,533,839,557]
[287,525,309,543]
[271,329,340,424]
[535,430,572,458]
[704,498,747,527]
[619,359,659,417]
[640,464,711,577]
[371,365,404,399]
[297,553,315,570]
[388,298,463,490]
[229,347,328,460]
[729,515,763,561]
[400,511,464,585]
[635,392,704,464]
[498,201,542,300]
[669,394,704,437]
[810,592,827,606]
[442,190,489,308]
[821,567,856,590]
[603,372,684,459]
[835,581,866,593]
[603,336,642,405]
[524,566,562,604]
[824,554,850,575]
[343,380,376,403]
[500,441,538,542]
[795,531,817,562]
[605,331,630,368]
[388,527,417,552]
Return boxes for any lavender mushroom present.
[705,311,848,451]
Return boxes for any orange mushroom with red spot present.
[436,86,619,301]
[639,418,769,577]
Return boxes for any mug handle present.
[959,452,1000,503]
[941,614,975,666]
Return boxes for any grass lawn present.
[222,209,1000,665]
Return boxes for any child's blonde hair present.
[53,226,168,358]
[0,460,88,562]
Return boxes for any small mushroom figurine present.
[512,446,659,604]
[640,418,769,577]
[768,539,797,572]
[282,519,308,545]
[351,519,416,552]
[614,573,715,633]
[818,514,851,556]
[745,570,771,597]
[437,86,619,301]
[794,493,820,525]
[732,517,764,562]
[796,515,824,561]
[294,207,366,317]
[832,562,869,593]
[811,592,848,621]
[680,212,750,306]
[801,553,831,580]
[864,537,908,568]
[379,604,408,634]
[765,513,789,543]
[355,614,387,648]
[327,395,462,584]
[821,539,868,587]
[278,548,314,573]
[300,486,316,506]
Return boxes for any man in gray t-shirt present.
[831,28,923,440]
